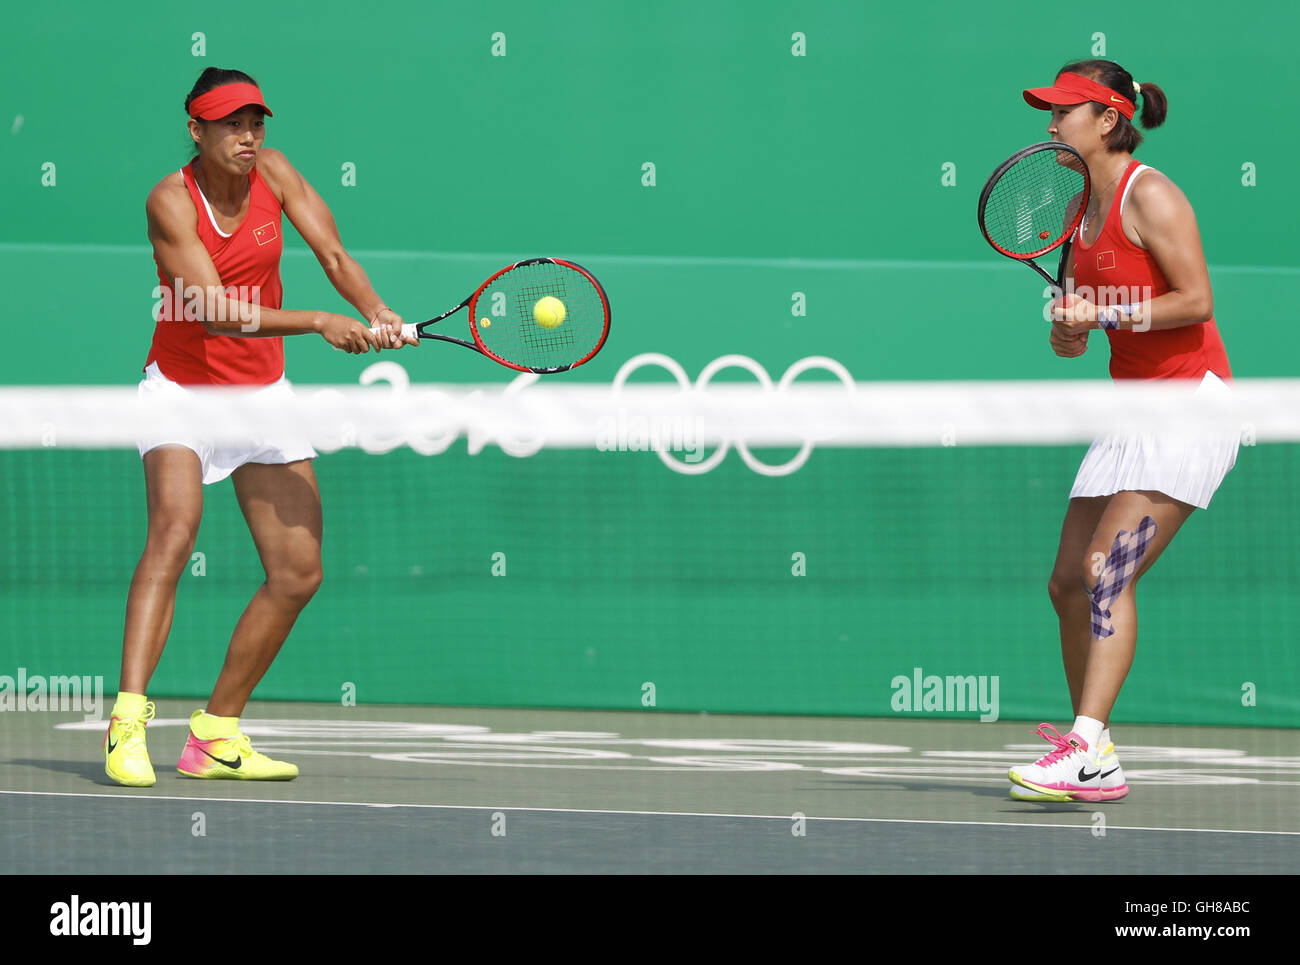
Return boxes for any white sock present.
[1100,727,1112,753]
[1071,716,1105,754]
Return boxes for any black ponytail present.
[1137,82,1168,130]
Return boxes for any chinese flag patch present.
[1096,250,1116,270]
[253,222,279,246]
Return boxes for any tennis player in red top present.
[1006,61,1238,802]
[103,68,416,786]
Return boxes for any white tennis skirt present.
[1070,371,1239,510]
[136,362,318,486]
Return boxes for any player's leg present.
[209,459,322,714]
[120,446,205,691]
[178,459,321,780]
[1011,495,1111,802]
[1076,490,1196,724]
[1012,490,1194,801]
[1047,495,1111,714]
[108,445,204,787]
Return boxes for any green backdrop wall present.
[1,0,1296,725]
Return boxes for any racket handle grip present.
[400,323,417,339]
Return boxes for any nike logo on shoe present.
[107,738,118,753]
[1078,767,1100,782]
[1100,768,1119,779]
[201,747,242,770]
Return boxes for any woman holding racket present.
[103,68,414,786]
[1006,60,1236,802]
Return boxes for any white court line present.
[1,241,1297,276]
[2,789,1298,836]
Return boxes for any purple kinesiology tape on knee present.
[1088,515,1158,640]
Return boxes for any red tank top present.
[145,160,285,385]
[1073,160,1231,382]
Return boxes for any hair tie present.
[1133,82,1141,97]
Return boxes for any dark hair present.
[183,67,261,158]
[1059,59,1167,153]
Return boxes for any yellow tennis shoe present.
[104,699,157,788]
[176,710,298,780]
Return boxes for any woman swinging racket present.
[104,68,415,786]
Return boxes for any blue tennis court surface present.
[4,701,1296,874]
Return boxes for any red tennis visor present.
[188,83,273,120]
[1023,72,1134,120]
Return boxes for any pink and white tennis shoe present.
[1008,723,1112,801]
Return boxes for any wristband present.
[1097,303,1137,331]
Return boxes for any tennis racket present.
[398,258,610,374]
[977,142,1091,298]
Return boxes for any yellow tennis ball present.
[534,296,566,330]
[479,317,491,328]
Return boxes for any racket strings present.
[983,148,1087,257]
[513,281,578,349]
[472,261,606,371]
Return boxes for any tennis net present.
[2,367,1297,726]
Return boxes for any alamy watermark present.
[0,668,103,719]
[1044,283,1154,333]
[153,277,261,332]
[596,409,704,463]
[49,896,150,945]
[890,666,1000,722]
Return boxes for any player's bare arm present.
[257,148,413,347]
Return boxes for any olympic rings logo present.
[610,353,856,477]
[338,354,857,475]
